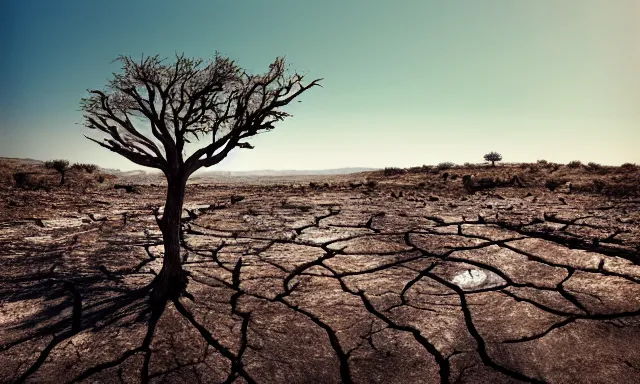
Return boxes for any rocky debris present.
[230,195,245,204]
[450,268,505,291]
[391,190,403,199]
[545,179,569,192]
[114,184,139,194]
[462,175,524,193]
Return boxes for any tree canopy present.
[81,53,322,179]
[483,151,502,166]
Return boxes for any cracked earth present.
[2,181,640,383]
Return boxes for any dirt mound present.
[0,157,116,191]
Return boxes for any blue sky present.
[1,0,638,171]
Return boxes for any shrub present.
[567,160,582,169]
[483,151,503,167]
[587,162,601,170]
[545,179,567,192]
[365,180,378,188]
[12,172,50,191]
[72,163,99,173]
[407,165,431,173]
[592,179,606,193]
[13,172,29,186]
[383,167,405,176]
[436,162,455,171]
[620,163,638,171]
[536,160,549,167]
[586,162,613,174]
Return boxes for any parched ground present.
[2,171,640,383]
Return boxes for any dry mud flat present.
[1,183,640,384]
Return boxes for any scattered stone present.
[114,184,139,194]
[230,195,245,204]
[450,269,504,291]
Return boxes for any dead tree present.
[81,53,321,304]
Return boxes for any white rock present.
[452,269,488,290]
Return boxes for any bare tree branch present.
[81,53,321,177]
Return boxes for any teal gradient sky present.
[1,0,638,171]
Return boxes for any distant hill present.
[100,169,154,177]
[197,168,378,177]
[0,158,378,178]
[0,157,44,165]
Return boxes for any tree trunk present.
[59,172,65,186]
[151,174,187,305]
[491,161,495,167]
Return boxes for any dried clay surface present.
[2,171,640,384]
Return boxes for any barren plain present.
[2,159,640,383]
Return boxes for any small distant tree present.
[483,151,502,167]
[81,53,321,304]
[45,159,70,186]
